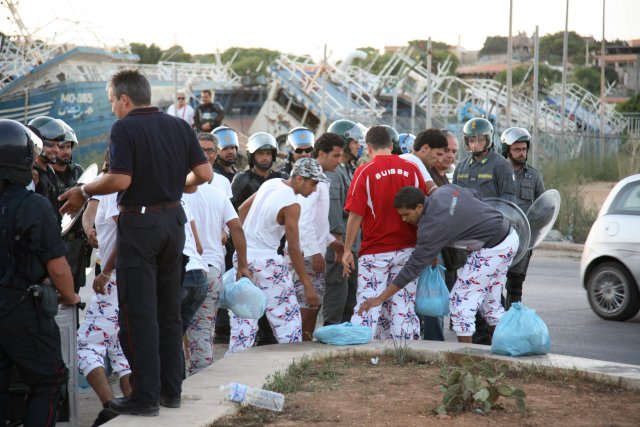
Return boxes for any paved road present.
[443,249,640,366]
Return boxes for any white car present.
[580,174,640,321]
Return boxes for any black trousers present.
[0,290,68,427]
[117,207,186,405]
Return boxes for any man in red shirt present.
[341,126,427,340]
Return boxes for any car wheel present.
[586,262,640,321]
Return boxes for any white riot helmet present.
[247,132,278,170]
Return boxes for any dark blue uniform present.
[109,107,207,406]
[56,163,88,292]
[0,185,68,427]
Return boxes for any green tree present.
[408,39,459,74]
[539,31,586,65]
[571,65,617,94]
[479,36,508,56]
[495,64,562,93]
[222,47,280,76]
[616,94,640,113]
[160,45,192,63]
[129,42,162,64]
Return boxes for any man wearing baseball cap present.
[228,158,328,352]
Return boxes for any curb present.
[536,241,584,254]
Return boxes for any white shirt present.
[243,178,298,258]
[183,184,237,272]
[210,172,232,199]
[297,180,334,257]
[181,202,208,272]
[400,153,434,183]
[94,193,119,280]
[167,104,195,126]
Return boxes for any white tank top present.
[243,178,298,257]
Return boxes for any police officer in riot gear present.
[453,118,516,202]
[280,127,315,175]
[500,127,545,308]
[327,119,365,181]
[211,126,239,182]
[52,119,89,293]
[0,119,80,426]
[28,116,65,221]
[231,132,286,210]
[324,119,365,324]
[211,125,240,344]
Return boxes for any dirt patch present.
[212,353,640,427]
[578,181,616,211]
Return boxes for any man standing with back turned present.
[60,69,212,416]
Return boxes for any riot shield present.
[484,197,531,265]
[61,163,98,236]
[526,189,561,250]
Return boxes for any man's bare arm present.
[82,199,99,248]
[59,173,131,215]
[341,212,363,276]
[46,256,80,305]
[227,218,252,280]
[283,204,319,307]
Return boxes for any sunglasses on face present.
[177,97,185,100]
[294,147,313,154]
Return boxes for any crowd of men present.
[0,67,546,425]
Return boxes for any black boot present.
[108,397,159,416]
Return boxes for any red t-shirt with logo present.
[345,155,427,256]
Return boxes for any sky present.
[1,0,637,63]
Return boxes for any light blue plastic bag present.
[219,268,266,319]
[491,303,551,357]
[313,322,373,345]
[415,265,450,317]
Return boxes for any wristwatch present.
[80,184,91,201]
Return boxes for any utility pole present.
[426,38,433,129]
[532,26,540,167]
[599,0,606,163]
[560,0,569,135]
[507,0,514,127]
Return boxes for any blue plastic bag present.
[219,268,267,319]
[491,303,551,357]
[415,265,450,317]
[313,322,373,345]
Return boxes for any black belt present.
[118,201,181,214]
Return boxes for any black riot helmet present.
[28,116,65,164]
[0,119,40,187]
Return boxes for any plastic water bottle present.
[220,383,284,412]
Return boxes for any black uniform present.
[33,163,61,223]
[505,164,545,305]
[230,169,286,210]
[109,107,207,405]
[55,163,89,292]
[0,185,69,426]
[193,102,224,132]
